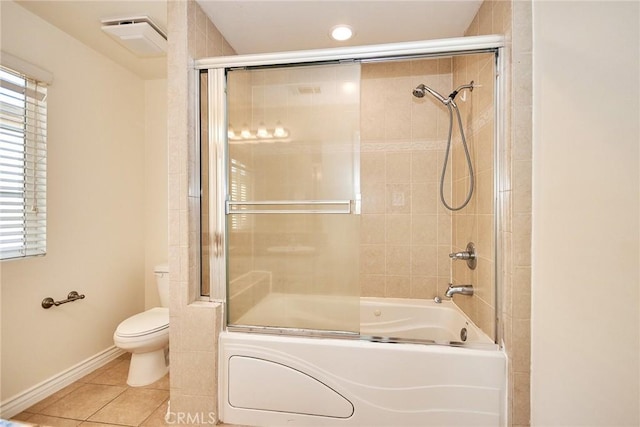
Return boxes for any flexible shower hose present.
[440,103,474,211]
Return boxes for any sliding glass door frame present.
[197,34,506,341]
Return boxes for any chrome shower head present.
[412,84,427,98]
[412,84,448,104]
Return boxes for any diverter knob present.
[449,242,477,270]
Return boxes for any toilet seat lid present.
[116,307,169,337]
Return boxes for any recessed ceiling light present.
[330,25,354,41]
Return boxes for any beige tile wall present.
[464,1,532,426]
[167,0,234,424]
[359,59,454,299]
[449,51,497,338]
[360,42,501,347]
[509,1,532,425]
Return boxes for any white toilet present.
[113,264,169,386]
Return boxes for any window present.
[0,65,47,260]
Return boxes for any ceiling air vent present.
[101,16,167,57]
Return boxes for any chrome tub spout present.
[445,284,474,298]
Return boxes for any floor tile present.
[140,398,169,426]
[9,411,34,421]
[142,373,170,391]
[40,384,126,420]
[87,360,130,387]
[21,414,82,427]
[77,358,124,384]
[26,382,85,413]
[87,388,169,426]
[13,357,171,427]
[79,423,129,427]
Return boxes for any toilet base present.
[127,347,169,387]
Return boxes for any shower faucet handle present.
[449,242,476,260]
[449,242,477,270]
[449,251,474,260]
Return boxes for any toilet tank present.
[154,264,169,308]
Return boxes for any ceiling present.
[199,1,483,55]
[15,0,483,80]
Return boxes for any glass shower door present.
[226,63,361,334]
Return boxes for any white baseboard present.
[0,346,124,419]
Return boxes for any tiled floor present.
[9,354,170,427]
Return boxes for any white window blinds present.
[0,65,47,260]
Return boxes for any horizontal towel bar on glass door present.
[226,200,353,214]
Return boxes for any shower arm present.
[447,81,474,104]
[413,81,474,107]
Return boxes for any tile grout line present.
[82,384,130,424]
[138,396,170,427]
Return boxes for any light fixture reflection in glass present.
[240,127,252,139]
[227,122,290,143]
[257,123,270,138]
[274,122,288,138]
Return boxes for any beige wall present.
[0,1,147,400]
[0,0,168,406]
[144,79,169,309]
[531,1,639,425]
[359,59,453,299]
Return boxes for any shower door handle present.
[226,200,354,214]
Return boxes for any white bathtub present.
[220,296,506,426]
[360,297,495,347]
